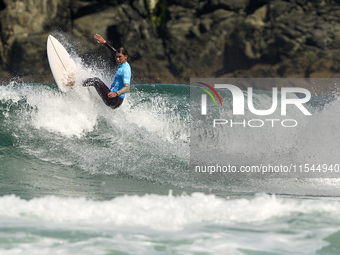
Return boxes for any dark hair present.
[116,47,128,56]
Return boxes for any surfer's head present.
[115,47,128,65]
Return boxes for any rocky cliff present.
[1,0,340,88]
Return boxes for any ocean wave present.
[0,192,339,231]
[2,81,340,195]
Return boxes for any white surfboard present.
[47,35,77,92]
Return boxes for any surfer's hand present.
[94,34,106,44]
[108,92,117,98]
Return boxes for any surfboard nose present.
[47,35,56,41]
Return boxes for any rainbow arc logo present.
[198,82,222,115]
[197,82,222,106]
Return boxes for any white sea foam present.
[0,82,188,143]
[27,90,98,138]
[123,95,189,143]
[0,193,339,231]
[0,83,22,103]
[0,193,339,255]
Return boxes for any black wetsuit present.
[83,77,123,109]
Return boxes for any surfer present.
[67,34,131,109]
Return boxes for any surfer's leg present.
[83,77,111,105]
[82,77,108,90]
[83,77,123,108]
[109,97,124,109]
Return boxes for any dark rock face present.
[1,0,340,86]
[0,0,71,80]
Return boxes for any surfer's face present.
[115,52,128,65]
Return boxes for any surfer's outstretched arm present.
[94,34,116,54]
[94,34,106,44]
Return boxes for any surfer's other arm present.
[108,83,130,98]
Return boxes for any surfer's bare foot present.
[66,73,75,86]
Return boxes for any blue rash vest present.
[110,62,131,99]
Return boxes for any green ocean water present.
[1,81,340,254]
